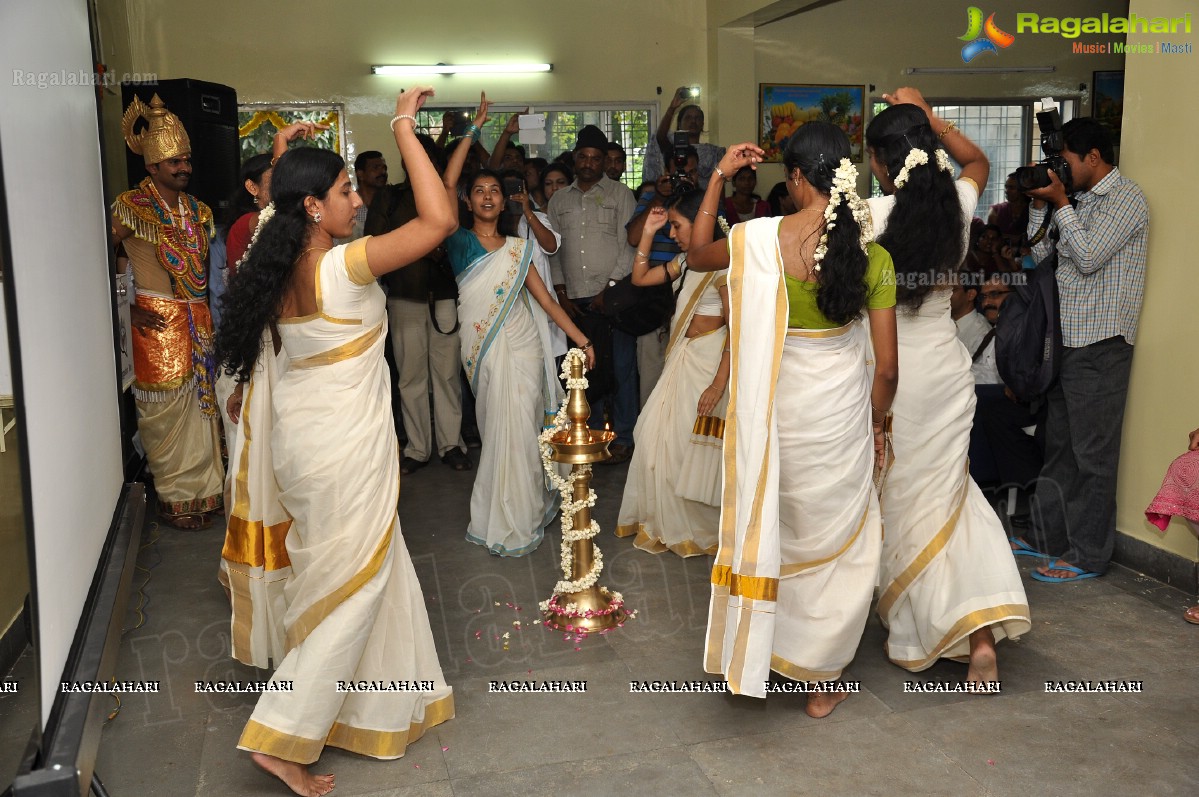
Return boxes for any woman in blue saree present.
[444,94,595,556]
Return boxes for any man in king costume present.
[112,94,224,529]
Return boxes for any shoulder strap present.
[972,328,996,362]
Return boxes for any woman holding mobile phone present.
[443,93,596,557]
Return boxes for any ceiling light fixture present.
[905,66,1056,75]
[371,63,552,76]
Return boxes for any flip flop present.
[1009,536,1049,558]
[1184,606,1199,625]
[1030,562,1099,583]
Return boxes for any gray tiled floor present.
[92,456,1199,795]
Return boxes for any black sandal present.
[401,456,429,475]
[441,448,473,471]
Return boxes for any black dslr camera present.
[669,130,697,195]
[1014,109,1072,193]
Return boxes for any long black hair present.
[866,104,964,308]
[216,147,345,382]
[783,122,868,326]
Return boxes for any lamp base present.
[542,586,628,633]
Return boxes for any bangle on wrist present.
[635,250,649,259]
[700,209,716,218]
[713,166,726,179]
[939,120,957,140]
[391,114,417,131]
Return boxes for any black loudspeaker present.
[121,78,239,221]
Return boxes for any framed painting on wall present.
[1092,70,1124,146]
[758,83,865,163]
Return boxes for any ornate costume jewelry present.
[312,212,322,223]
[115,95,217,418]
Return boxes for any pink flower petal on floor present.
[442,746,449,752]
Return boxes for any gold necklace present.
[297,246,331,261]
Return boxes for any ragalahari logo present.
[959,7,1016,62]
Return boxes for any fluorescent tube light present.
[371,64,552,76]
[906,66,1056,75]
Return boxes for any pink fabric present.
[1145,449,1199,532]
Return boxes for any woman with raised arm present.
[215,88,457,797]
[686,124,899,718]
[615,190,730,556]
[865,87,1030,686]
[443,93,596,557]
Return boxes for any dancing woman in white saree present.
[444,95,595,556]
[688,125,899,717]
[616,190,730,556]
[215,89,457,797]
[865,87,1030,683]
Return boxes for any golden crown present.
[122,94,191,165]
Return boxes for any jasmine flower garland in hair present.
[892,149,929,190]
[934,148,954,173]
[813,158,872,269]
[236,201,275,268]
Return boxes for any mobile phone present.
[449,111,469,137]
[502,176,525,196]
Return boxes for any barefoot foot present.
[250,752,335,797]
[805,691,849,719]
[967,626,998,686]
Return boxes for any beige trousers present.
[637,327,669,409]
[387,298,465,461]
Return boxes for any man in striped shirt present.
[1023,117,1149,582]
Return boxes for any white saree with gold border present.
[234,238,453,763]
[877,291,1030,670]
[456,235,562,557]
[219,330,289,669]
[705,218,882,697]
[616,261,728,556]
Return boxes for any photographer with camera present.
[1021,117,1149,583]
[643,86,725,187]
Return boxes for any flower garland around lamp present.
[537,348,632,636]
[812,158,873,269]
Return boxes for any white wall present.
[0,0,125,723]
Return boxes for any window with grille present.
[410,104,656,190]
[868,99,1077,214]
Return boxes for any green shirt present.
[784,242,896,329]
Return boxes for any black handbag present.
[602,275,676,336]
